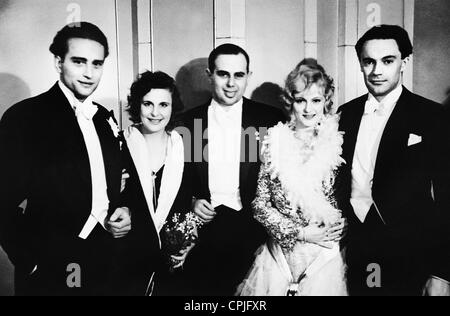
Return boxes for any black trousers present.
[15,226,115,296]
[345,207,428,296]
[183,205,266,296]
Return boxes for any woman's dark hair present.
[127,71,184,131]
[49,22,109,59]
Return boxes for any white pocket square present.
[408,133,422,146]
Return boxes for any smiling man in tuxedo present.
[0,22,131,296]
[338,25,450,296]
[181,44,285,296]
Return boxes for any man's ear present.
[205,68,213,84]
[401,55,411,73]
[55,56,63,74]
[358,59,365,73]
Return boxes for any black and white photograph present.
[1,0,450,300]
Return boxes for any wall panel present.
[152,0,214,110]
[246,0,304,109]
[414,0,450,103]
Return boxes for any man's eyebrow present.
[382,55,397,60]
[70,57,87,61]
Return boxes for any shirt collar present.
[210,98,243,121]
[367,84,403,114]
[58,80,94,110]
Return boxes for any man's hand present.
[193,199,216,223]
[106,207,131,238]
[423,276,450,296]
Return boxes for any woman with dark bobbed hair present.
[117,71,194,295]
[126,71,184,130]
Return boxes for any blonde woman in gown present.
[238,59,347,296]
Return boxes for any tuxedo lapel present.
[340,96,366,168]
[197,105,210,199]
[48,84,92,191]
[239,99,253,190]
[373,91,409,192]
[193,99,254,202]
[241,98,253,129]
[48,84,121,212]
[93,109,121,208]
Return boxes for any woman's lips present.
[302,114,316,120]
[148,118,163,124]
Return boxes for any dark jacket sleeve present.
[0,105,35,271]
[429,105,450,281]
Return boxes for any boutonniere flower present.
[107,113,123,150]
[107,116,120,138]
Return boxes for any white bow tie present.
[75,100,98,120]
[364,98,384,116]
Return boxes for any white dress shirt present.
[350,85,403,223]
[58,81,110,239]
[208,99,243,211]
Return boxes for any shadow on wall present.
[251,82,287,114]
[175,58,211,111]
[0,0,11,12]
[0,73,32,119]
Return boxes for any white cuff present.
[431,275,450,285]
[78,210,109,239]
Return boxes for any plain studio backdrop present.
[1,0,450,296]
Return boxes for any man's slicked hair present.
[208,43,250,73]
[49,22,109,60]
[355,24,413,60]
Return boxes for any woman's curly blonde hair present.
[282,58,335,115]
